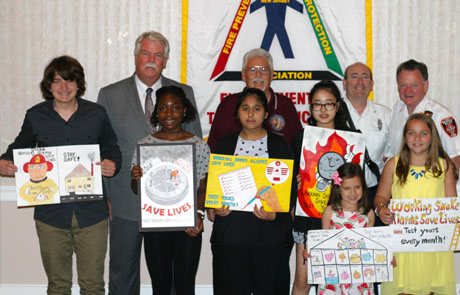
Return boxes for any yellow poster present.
[205,153,293,212]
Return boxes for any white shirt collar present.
[134,75,162,111]
[412,95,430,114]
[393,95,430,115]
[343,97,373,117]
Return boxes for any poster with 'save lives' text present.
[137,143,197,232]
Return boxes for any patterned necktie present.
[145,87,154,132]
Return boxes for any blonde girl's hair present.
[329,163,370,214]
[396,113,458,185]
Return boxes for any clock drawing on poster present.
[137,142,197,231]
[145,162,189,206]
[265,160,290,184]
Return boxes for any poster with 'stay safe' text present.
[13,145,102,207]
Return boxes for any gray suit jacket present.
[97,75,202,221]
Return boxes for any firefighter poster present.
[13,145,103,207]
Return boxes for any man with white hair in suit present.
[97,31,202,295]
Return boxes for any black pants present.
[275,244,293,295]
[212,243,292,295]
[214,244,283,295]
[212,243,230,295]
[144,231,202,295]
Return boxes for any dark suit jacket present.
[97,74,202,221]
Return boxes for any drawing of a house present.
[309,229,390,285]
[65,164,94,193]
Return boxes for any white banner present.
[187,0,368,138]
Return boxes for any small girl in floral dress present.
[305,163,375,295]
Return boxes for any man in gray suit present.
[97,31,202,295]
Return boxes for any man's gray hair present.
[134,31,170,59]
[242,48,273,71]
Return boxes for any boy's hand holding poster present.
[137,143,197,232]
[390,197,460,252]
[296,126,366,218]
[205,154,293,212]
[307,227,394,284]
[14,145,102,207]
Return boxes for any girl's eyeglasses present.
[311,102,337,111]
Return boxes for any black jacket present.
[210,131,295,246]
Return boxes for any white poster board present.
[390,198,460,252]
[137,143,197,232]
[307,227,393,284]
[14,145,102,207]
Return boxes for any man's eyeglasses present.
[247,66,270,75]
[311,102,337,111]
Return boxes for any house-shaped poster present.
[307,227,393,284]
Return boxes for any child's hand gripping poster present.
[137,143,197,232]
[13,145,103,207]
[390,197,460,252]
[295,126,366,218]
[205,154,294,212]
[307,227,394,284]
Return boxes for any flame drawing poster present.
[13,145,102,207]
[295,126,366,218]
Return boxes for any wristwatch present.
[374,203,387,217]
[197,209,205,220]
